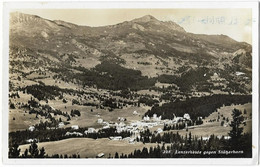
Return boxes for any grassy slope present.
[19,138,159,158]
[164,103,252,137]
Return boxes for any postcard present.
[2,1,259,165]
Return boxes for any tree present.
[221,121,224,126]
[39,147,46,158]
[188,132,192,148]
[10,103,15,109]
[243,109,247,115]
[228,109,244,148]
[29,141,39,158]
[226,117,229,122]
[62,99,67,103]
[114,152,119,158]
[141,147,149,158]
[23,149,28,158]
[9,143,20,158]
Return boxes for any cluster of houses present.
[62,112,193,143]
[27,112,195,144]
[65,131,83,137]
[64,127,98,137]
[26,138,38,143]
[143,114,162,122]
[202,135,231,141]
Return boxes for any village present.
[26,111,193,145]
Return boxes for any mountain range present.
[9,12,252,94]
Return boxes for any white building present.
[87,128,96,133]
[65,132,83,137]
[224,136,231,140]
[97,118,103,124]
[129,138,135,143]
[202,136,210,141]
[156,128,163,134]
[28,126,35,132]
[103,125,110,129]
[153,115,162,121]
[143,115,150,121]
[123,137,131,141]
[109,136,122,140]
[153,114,157,119]
[118,117,126,122]
[58,122,65,128]
[133,111,139,115]
[183,113,191,120]
[71,125,79,130]
[26,138,37,143]
[118,122,126,127]
[224,123,229,127]
[97,153,105,158]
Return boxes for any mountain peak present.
[10,12,42,25]
[132,15,159,23]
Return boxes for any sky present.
[12,9,252,44]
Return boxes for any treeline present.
[51,61,157,91]
[22,83,85,101]
[156,67,211,92]
[146,94,251,120]
[163,119,203,131]
[10,133,251,158]
[9,126,131,147]
[93,61,157,90]
[23,84,61,101]
[138,129,183,144]
[138,96,159,107]
[21,98,71,121]
[113,133,251,158]
[175,67,211,92]
[157,74,177,84]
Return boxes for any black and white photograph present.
[1,1,259,165]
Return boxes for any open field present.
[19,138,159,158]
[9,109,47,132]
[9,90,151,131]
